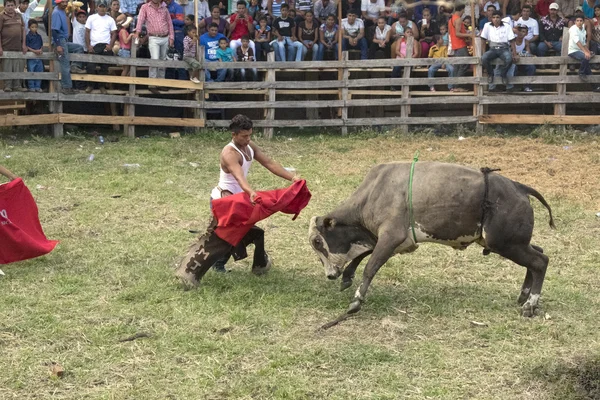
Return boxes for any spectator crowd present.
[1,0,599,94]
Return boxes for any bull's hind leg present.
[516,245,545,305]
[499,244,549,317]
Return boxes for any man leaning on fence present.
[0,0,27,93]
[52,0,85,94]
[480,10,517,86]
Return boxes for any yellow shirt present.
[428,45,448,59]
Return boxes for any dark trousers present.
[452,46,470,89]
[482,47,512,77]
[368,41,391,59]
[255,41,271,61]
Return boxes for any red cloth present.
[0,178,58,264]
[212,179,311,246]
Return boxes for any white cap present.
[549,2,559,9]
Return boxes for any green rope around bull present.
[408,150,420,243]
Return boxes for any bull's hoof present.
[347,300,362,314]
[340,279,353,292]
[252,253,272,276]
[482,249,491,256]
[521,304,540,318]
[517,292,529,306]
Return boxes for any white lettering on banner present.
[0,209,11,225]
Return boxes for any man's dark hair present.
[219,37,228,42]
[326,13,336,19]
[28,19,38,27]
[237,0,246,6]
[186,14,195,20]
[241,34,250,41]
[455,4,466,12]
[230,114,253,133]
[5,0,17,5]
[492,10,502,17]
[397,12,408,19]
[522,4,532,11]
[281,3,289,10]
[487,4,497,10]
[346,8,358,15]
[185,24,197,34]
[209,22,219,29]
[21,0,30,3]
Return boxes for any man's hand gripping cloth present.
[211,179,312,246]
[0,178,58,264]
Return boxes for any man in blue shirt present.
[200,22,227,81]
[51,0,85,94]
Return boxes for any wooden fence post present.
[124,41,137,138]
[52,56,63,138]
[554,27,569,133]
[474,36,484,133]
[341,51,349,135]
[399,38,413,134]
[264,51,275,139]
[195,46,205,132]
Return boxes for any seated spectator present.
[361,0,385,34]
[391,28,417,90]
[254,15,272,60]
[368,16,391,59]
[200,22,228,81]
[288,8,297,20]
[538,2,567,56]
[417,7,438,58]
[516,5,540,54]
[568,15,595,85]
[502,9,521,28]
[117,16,133,76]
[479,4,497,31]
[557,0,578,19]
[26,19,43,92]
[523,0,540,19]
[536,0,553,17]
[314,0,336,23]
[317,13,338,59]
[230,0,256,55]
[16,0,38,33]
[236,34,257,80]
[248,0,263,20]
[428,34,454,92]
[298,9,319,60]
[490,25,536,91]
[272,4,304,61]
[295,0,313,21]
[199,5,229,35]
[183,24,202,83]
[184,14,194,27]
[463,1,480,26]
[591,5,600,56]
[413,1,438,23]
[391,12,418,45]
[0,0,28,93]
[480,11,516,85]
[85,0,117,93]
[342,9,368,59]
[216,37,235,80]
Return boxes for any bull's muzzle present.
[326,266,342,280]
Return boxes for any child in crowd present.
[391,28,418,90]
[118,17,133,77]
[254,16,272,61]
[318,13,338,60]
[72,10,87,49]
[427,34,454,92]
[26,20,43,92]
[183,25,202,83]
[248,0,262,20]
[185,14,195,27]
[216,37,235,80]
[368,16,391,59]
[236,34,257,81]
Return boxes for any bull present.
[309,162,555,318]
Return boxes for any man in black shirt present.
[537,2,567,56]
[272,4,304,61]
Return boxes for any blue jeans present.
[27,59,43,90]
[205,68,229,82]
[272,37,304,61]
[56,38,84,89]
[490,63,536,90]
[537,40,562,56]
[342,37,368,59]
[569,50,592,76]
[316,43,338,60]
[482,47,512,78]
[301,40,319,61]
[428,63,455,89]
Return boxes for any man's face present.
[522,8,530,18]
[58,1,68,10]
[237,4,246,16]
[4,1,17,13]
[492,15,501,26]
[549,7,557,17]
[486,6,495,18]
[517,27,527,38]
[209,26,218,36]
[97,4,107,15]
[29,23,38,33]
[398,17,407,27]
[281,7,288,17]
[212,8,220,19]
[575,17,584,28]
[233,130,252,147]
[347,13,356,24]
[18,1,29,12]
[77,13,86,23]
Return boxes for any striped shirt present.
[135,1,175,41]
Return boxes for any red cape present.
[212,179,311,246]
[0,178,58,264]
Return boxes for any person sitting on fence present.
[390,27,417,90]
[236,34,258,80]
[84,0,117,94]
[342,9,368,59]
[489,25,536,92]
[418,7,439,58]
[298,9,320,60]
[230,0,256,55]
[200,22,229,81]
[17,0,38,33]
[537,2,567,57]
[0,0,27,93]
[25,19,43,92]
[272,4,304,61]
[568,14,596,84]
[368,15,391,59]
[428,34,454,92]
[254,15,271,61]
[480,11,517,86]
[51,0,85,94]
[317,13,338,59]
[183,24,202,83]
[516,5,540,55]
[199,6,229,35]
[314,0,336,24]
[216,37,235,80]
[117,15,133,76]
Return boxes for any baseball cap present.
[549,2,559,9]
[55,0,65,3]
[576,5,583,11]
[76,9,87,15]
[97,0,108,7]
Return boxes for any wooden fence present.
[1,28,600,138]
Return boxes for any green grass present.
[0,130,599,399]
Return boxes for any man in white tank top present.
[210,114,300,273]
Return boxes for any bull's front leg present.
[340,251,372,291]
[347,232,406,314]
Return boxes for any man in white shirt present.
[516,5,539,54]
[480,10,517,84]
[84,0,117,92]
[360,0,384,33]
[16,0,38,33]
[342,9,368,59]
[568,15,595,84]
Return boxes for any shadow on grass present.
[529,354,600,399]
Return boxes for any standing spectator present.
[314,0,336,23]
[448,4,470,92]
[295,0,313,21]
[166,0,185,56]
[368,15,391,58]
[121,0,143,15]
[72,10,88,49]
[216,37,235,81]
[538,3,567,56]
[317,12,338,59]
[117,16,133,76]
[427,34,454,92]
[0,0,27,93]
[25,19,43,92]
[268,0,287,18]
[480,10,517,85]
[230,0,256,54]
[479,4,497,31]
[183,24,202,83]
[200,22,228,81]
[134,0,174,94]
[361,0,385,34]
[199,5,229,35]
[341,8,368,59]
[254,15,271,60]
[298,9,319,60]
[236,34,257,80]
[85,0,117,93]
[516,5,540,54]
[16,0,38,33]
[417,7,438,58]
[536,0,554,17]
[110,0,122,20]
[568,14,594,81]
[272,3,303,60]
[52,0,85,93]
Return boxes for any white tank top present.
[210,141,254,199]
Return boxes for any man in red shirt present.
[448,4,471,92]
[229,0,255,56]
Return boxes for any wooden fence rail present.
[1,30,600,138]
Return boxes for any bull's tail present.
[513,182,556,229]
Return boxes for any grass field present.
[0,128,599,399]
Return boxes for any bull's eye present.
[313,237,322,246]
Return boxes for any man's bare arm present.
[0,165,18,180]
[252,142,299,182]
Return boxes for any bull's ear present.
[323,217,336,230]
